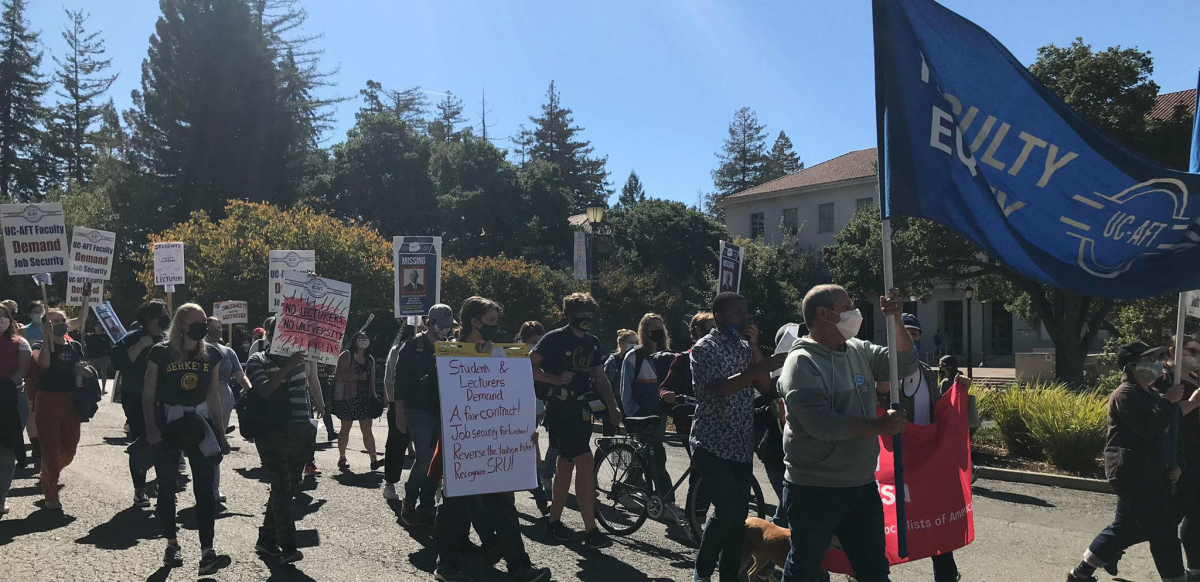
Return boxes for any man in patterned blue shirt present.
[689,292,787,582]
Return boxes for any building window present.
[750,212,765,239]
[782,208,798,237]
[818,203,835,233]
[857,197,875,212]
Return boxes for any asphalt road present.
[0,386,1159,582]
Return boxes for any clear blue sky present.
[27,0,1200,206]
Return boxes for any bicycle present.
[593,398,767,545]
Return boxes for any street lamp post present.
[979,299,989,368]
[964,286,974,379]
[586,205,606,291]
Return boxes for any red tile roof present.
[1149,89,1196,121]
[724,147,877,201]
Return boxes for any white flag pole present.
[1176,294,1188,386]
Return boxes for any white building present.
[717,147,1053,368]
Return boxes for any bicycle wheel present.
[593,442,650,536]
[685,473,769,545]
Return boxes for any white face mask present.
[434,324,453,341]
[356,339,370,349]
[828,308,864,341]
[1134,361,1163,386]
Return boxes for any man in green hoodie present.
[777,284,914,582]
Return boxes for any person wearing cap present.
[142,303,231,575]
[394,303,457,528]
[1068,341,1200,582]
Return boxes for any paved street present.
[0,388,1159,582]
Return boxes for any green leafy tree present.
[603,199,728,298]
[737,234,827,351]
[707,106,768,216]
[593,265,680,350]
[359,80,429,132]
[432,135,523,258]
[441,254,572,341]
[515,159,574,267]
[0,0,48,201]
[51,9,117,187]
[616,170,646,208]
[527,80,610,212]
[763,130,803,181]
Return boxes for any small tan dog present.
[741,517,792,580]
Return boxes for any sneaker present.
[1104,551,1122,576]
[547,520,575,542]
[661,501,685,523]
[400,501,419,527]
[509,565,552,582]
[304,462,322,476]
[133,490,151,508]
[280,548,304,564]
[327,431,339,441]
[214,491,227,503]
[434,564,468,582]
[198,550,231,575]
[163,543,183,567]
[255,541,282,557]
[382,483,399,500]
[1066,572,1097,582]
[371,457,385,471]
[44,500,62,510]
[693,571,712,582]
[337,458,350,470]
[585,528,612,550]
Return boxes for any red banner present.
[823,379,975,573]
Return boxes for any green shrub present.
[1022,384,1107,474]
[978,385,1042,459]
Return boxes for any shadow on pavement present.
[145,566,171,582]
[292,491,327,521]
[75,506,158,550]
[332,470,385,489]
[235,466,271,483]
[567,545,676,582]
[972,485,1055,508]
[0,508,77,545]
[388,501,438,573]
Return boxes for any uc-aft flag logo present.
[873,0,1200,299]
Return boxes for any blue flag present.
[874,0,1200,299]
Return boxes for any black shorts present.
[545,401,593,460]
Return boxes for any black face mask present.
[649,329,666,346]
[570,316,592,332]
[157,314,172,330]
[186,322,208,341]
[478,323,500,342]
[52,322,69,337]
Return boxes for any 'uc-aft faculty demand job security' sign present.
[873,0,1200,299]
[1,203,68,276]
[270,272,351,366]
[269,250,316,313]
[436,342,538,498]
[394,236,441,318]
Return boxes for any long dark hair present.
[459,296,503,339]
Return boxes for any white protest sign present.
[213,301,249,324]
[153,242,185,286]
[66,274,103,307]
[68,227,116,281]
[269,250,316,312]
[269,271,351,366]
[436,342,538,497]
[1187,290,1200,320]
[772,323,801,378]
[1,203,68,275]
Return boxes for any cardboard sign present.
[92,301,127,342]
[269,250,316,312]
[436,342,538,497]
[66,274,103,307]
[822,380,974,573]
[213,300,249,324]
[1,203,68,275]
[1186,290,1200,320]
[718,240,742,294]
[269,272,351,366]
[573,231,588,281]
[394,236,442,318]
[153,242,185,286]
[772,323,801,378]
[68,227,116,281]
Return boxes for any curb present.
[976,466,1113,494]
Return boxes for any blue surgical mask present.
[725,323,744,339]
[914,340,922,352]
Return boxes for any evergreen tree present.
[527,81,610,212]
[428,90,466,143]
[51,9,117,186]
[0,0,48,201]
[250,0,343,139]
[127,0,283,223]
[617,170,646,207]
[763,130,803,181]
[359,80,429,130]
[710,106,768,199]
[477,89,495,142]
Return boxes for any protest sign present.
[717,240,742,294]
[1186,290,1200,320]
[435,342,538,497]
[822,379,974,573]
[66,274,103,307]
[1,203,68,275]
[213,301,249,324]
[573,231,588,281]
[92,301,127,342]
[68,227,116,281]
[269,272,351,366]
[394,236,442,318]
[269,250,316,312]
[31,273,52,286]
[771,323,801,378]
[153,242,185,286]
